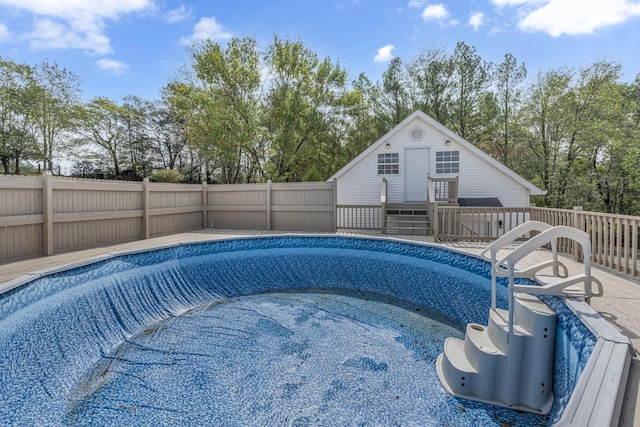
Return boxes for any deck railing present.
[435,206,531,242]
[336,205,383,230]
[436,205,640,278]
[430,176,459,204]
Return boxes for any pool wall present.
[0,235,626,425]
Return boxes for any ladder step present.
[443,337,476,373]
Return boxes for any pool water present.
[0,236,594,426]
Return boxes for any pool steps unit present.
[437,292,556,414]
[437,221,603,414]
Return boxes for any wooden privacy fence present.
[0,173,336,262]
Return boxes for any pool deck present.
[0,229,638,426]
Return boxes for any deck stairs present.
[384,203,430,235]
[436,221,603,414]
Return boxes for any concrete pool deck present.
[0,228,638,426]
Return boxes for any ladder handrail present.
[481,221,557,310]
[480,220,552,263]
[498,226,590,268]
[489,223,595,336]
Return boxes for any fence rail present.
[0,173,336,262]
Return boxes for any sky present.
[1,0,640,102]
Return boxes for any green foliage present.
[302,166,323,182]
[150,169,184,183]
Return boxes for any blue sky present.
[1,0,639,101]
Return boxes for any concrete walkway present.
[0,229,638,426]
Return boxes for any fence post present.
[266,180,272,231]
[573,206,583,261]
[332,178,338,232]
[142,178,150,239]
[42,171,53,256]
[202,180,208,229]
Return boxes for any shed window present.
[378,153,399,174]
[435,151,460,174]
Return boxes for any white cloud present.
[0,23,9,41]
[468,12,486,30]
[166,4,191,24]
[95,58,129,74]
[492,0,640,36]
[421,4,449,21]
[491,0,541,6]
[0,0,154,54]
[180,17,233,45]
[24,17,112,54]
[408,0,426,8]
[420,3,459,25]
[374,44,395,62]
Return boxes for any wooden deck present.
[0,229,638,426]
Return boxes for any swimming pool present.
[0,235,613,425]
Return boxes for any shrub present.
[150,169,184,183]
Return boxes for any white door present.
[404,148,430,202]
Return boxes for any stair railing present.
[381,178,387,233]
[426,178,438,238]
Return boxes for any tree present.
[167,36,263,183]
[375,57,412,130]
[0,57,39,174]
[556,60,622,210]
[75,97,132,177]
[492,53,527,167]
[263,36,352,181]
[31,61,81,171]
[148,94,189,172]
[448,42,493,141]
[341,73,387,163]
[407,47,453,124]
[121,95,155,178]
[521,68,573,206]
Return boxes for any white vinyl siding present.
[335,116,533,207]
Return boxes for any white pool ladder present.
[436,221,603,414]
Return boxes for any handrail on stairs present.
[426,178,438,237]
[483,222,602,336]
[381,178,387,233]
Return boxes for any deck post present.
[332,178,338,232]
[573,206,583,261]
[266,180,272,231]
[142,178,150,239]
[202,180,208,229]
[42,171,54,256]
